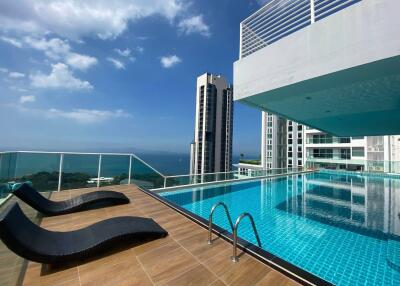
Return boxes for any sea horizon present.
[0,149,254,176]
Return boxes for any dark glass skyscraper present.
[190,73,233,175]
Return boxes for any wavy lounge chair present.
[0,203,168,264]
[13,183,130,216]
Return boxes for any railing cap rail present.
[241,0,284,25]
[0,150,165,178]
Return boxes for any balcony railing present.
[0,151,165,200]
[306,137,351,144]
[0,151,312,201]
[240,0,362,58]
[306,159,400,173]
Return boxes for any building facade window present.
[352,147,365,157]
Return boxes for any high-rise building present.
[261,112,287,169]
[238,112,400,175]
[190,73,233,175]
[261,112,305,170]
[287,120,305,169]
[306,129,400,172]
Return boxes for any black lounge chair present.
[0,203,168,264]
[12,183,130,216]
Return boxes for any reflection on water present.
[276,172,400,239]
[162,171,400,284]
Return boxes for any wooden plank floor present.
[16,185,300,286]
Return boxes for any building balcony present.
[306,137,351,145]
[234,0,400,136]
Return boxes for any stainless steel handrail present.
[231,212,262,263]
[208,202,234,245]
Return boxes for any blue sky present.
[0,0,266,156]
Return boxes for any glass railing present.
[0,151,165,199]
[163,167,307,189]
[307,154,351,160]
[306,137,351,144]
[306,160,400,174]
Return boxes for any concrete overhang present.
[234,0,400,136]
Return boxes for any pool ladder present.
[208,202,262,262]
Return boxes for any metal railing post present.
[231,223,239,262]
[57,153,63,192]
[97,155,102,188]
[239,22,243,59]
[310,0,315,23]
[128,155,132,185]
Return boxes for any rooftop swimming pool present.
[160,171,400,285]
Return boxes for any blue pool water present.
[160,171,400,286]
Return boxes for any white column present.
[310,0,315,24]
[239,22,243,59]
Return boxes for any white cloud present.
[0,0,187,40]
[46,108,131,123]
[25,36,70,60]
[30,63,93,90]
[0,67,8,73]
[10,86,29,92]
[66,53,98,71]
[24,36,97,71]
[20,95,36,104]
[8,72,25,79]
[178,15,210,37]
[114,48,131,57]
[6,103,131,124]
[136,46,144,53]
[107,57,125,70]
[0,36,22,47]
[160,55,181,68]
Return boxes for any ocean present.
[138,153,241,175]
[137,153,191,175]
[0,151,242,179]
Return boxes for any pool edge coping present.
[152,170,317,193]
[138,185,333,286]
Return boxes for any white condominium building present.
[239,112,400,175]
[306,128,400,172]
[190,73,233,175]
[261,112,286,169]
[261,112,305,171]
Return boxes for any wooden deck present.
[2,185,300,286]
